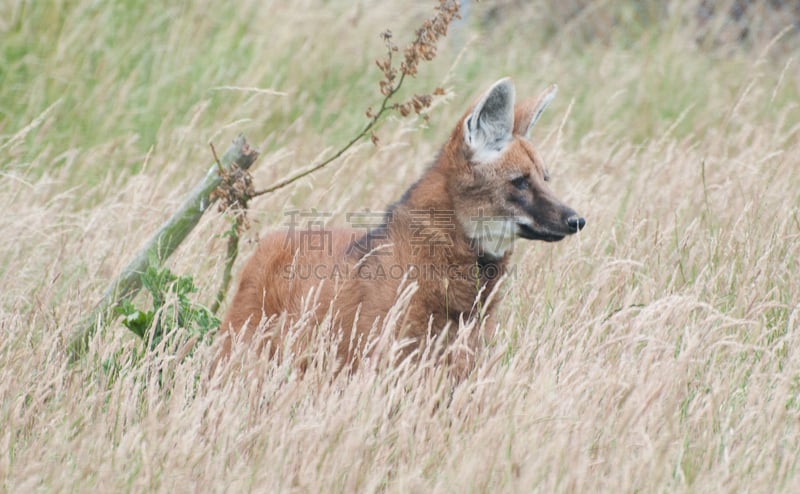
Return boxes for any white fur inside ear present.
[467,139,507,166]
[465,78,515,164]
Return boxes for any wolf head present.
[444,78,585,258]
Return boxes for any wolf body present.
[218,78,585,369]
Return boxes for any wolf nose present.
[566,215,585,233]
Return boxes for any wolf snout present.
[566,215,586,233]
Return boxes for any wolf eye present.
[543,169,551,182]
[510,176,530,191]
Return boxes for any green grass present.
[2,0,800,492]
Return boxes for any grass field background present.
[2,0,800,491]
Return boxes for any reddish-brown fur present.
[217,78,584,372]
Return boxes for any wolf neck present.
[394,168,451,217]
[383,166,509,317]
[388,167,509,266]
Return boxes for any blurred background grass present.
[3,0,797,178]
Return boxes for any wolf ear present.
[464,78,515,162]
[514,84,558,137]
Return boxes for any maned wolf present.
[217,78,584,372]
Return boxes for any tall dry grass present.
[2,0,799,491]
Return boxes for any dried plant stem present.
[211,220,241,314]
[250,1,459,198]
[251,72,408,199]
[210,142,225,175]
[67,135,259,361]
